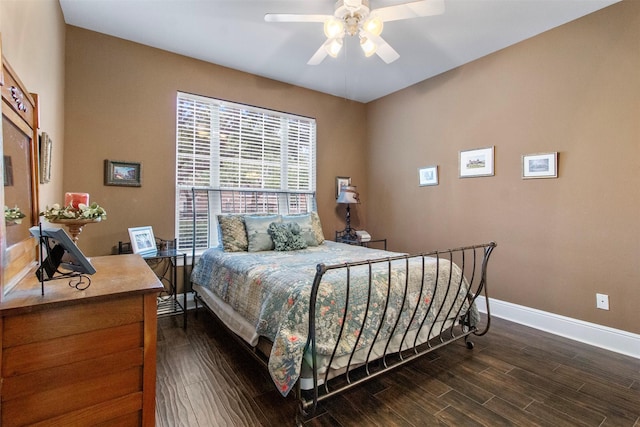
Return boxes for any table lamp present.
[337,185,359,239]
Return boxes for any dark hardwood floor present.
[156,310,640,426]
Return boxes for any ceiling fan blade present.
[307,40,330,65]
[363,31,400,64]
[372,0,444,22]
[265,13,331,23]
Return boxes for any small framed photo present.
[336,176,351,198]
[104,160,142,187]
[418,166,438,186]
[128,226,157,256]
[522,152,558,179]
[459,146,494,178]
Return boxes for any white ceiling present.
[59,0,620,103]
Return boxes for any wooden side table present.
[360,238,387,250]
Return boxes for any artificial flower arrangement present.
[40,202,107,221]
[4,206,26,224]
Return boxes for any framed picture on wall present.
[459,146,494,178]
[336,176,351,198]
[522,152,558,179]
[418,166,438,186]
[104,160,142,187]
[40,132,52,184]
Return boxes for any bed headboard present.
[184,188,316,254]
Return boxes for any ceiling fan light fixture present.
[324,17,345,39]
[266,0,445,66]
[362,16,383,36]
[360,36,377,57]
[325,38,343,58]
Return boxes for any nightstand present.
[118,238,188,329]
[360,238,387,250]
[335,231,387,250]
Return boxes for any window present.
[175,92,317,251]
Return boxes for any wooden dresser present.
[0,254,163,426]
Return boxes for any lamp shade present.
[325,38,343,58]
[324,17,344,39]
[360,36,377,57]
[362,16,383,36]
[337,185,359,204]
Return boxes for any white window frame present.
[175,92,317,252]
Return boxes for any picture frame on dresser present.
[29,226,96,279]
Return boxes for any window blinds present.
[176,92,316,251]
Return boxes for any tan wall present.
[64,27,368,257]
[366,0,640,333]
[0,0,66,211]
[3,1,637,335]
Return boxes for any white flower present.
[40,201,107,221]
[4,205,26,223]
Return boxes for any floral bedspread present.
[191,241,475,396]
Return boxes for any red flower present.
[280,380,289,393]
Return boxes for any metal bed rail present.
[186,188,497,425]
[298,241,496,422]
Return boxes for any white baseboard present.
[476,297,640,359]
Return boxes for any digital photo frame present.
[29,226,96,279]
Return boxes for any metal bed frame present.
[188,188,496,424]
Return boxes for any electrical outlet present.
[596,293,609,310]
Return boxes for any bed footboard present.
[298,241,496,423]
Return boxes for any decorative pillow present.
[217,215,248,252]
[245,215,282,252]
[282,214,317,247]
[268,222,307,251]
[310,211,325,245]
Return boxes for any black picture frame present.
[104,159,142,187]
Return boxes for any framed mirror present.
[1,53,40,296]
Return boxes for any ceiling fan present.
[265,0,445,65]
